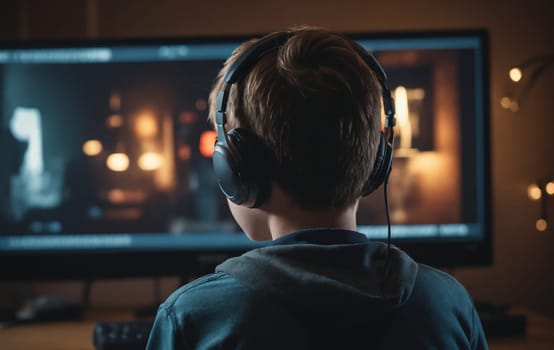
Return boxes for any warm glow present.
[527,184,542,200]
[104,208,142,220]
[179,111,197,124]
[178,145,192,160]
[407,88,425,100]
[107,188,126,203]
[199,130,217,158]
[500,97,512,109]
[509,67,522,82]
[527,183,542,200]
[110,92,121,111]
[138,152,164,171]
[82,139,103,156]
[106,188,147,204]
[546,181,554,195]
[410,152,443,174]
[134,112,158,138]
[106,153,129,172]
[195,98,208,111]
[536,219,548,232]
[394,86,412,150]
[10,107,44,174]
[107,114,124,128]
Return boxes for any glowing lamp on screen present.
[199,130,217,158]
[107,114,124,128]
[195,99,208,111]
[107,188,126,203]
[82,139,103,156]
[178,145,192,160]
[110,92,121,111]
[134,112,158,138]
[106,153,129,172]
[138,152,163,171]
[179,111,197,124]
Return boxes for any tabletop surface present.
[0,307,553,350]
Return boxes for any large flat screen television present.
[0,29,491,280]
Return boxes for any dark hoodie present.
[146,229,488,349]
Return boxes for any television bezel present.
[0,29,491,280]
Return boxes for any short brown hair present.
[208,27,382,209]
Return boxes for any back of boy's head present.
[208,26,382,210]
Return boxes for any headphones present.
[212,31,396,208]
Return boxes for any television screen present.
[0,30,490,279]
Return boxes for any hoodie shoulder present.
[415,264,475,306]
[151,271,317,349]
[380,263,487,349]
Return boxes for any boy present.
[146,27,487,349]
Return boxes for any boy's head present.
[209,27,383,211]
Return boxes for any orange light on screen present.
[134,112,158,138]
[138,152,164,171]
[107,114,124,128]
[82,139,103,156]
[109,92,121,111]
[179,111,198,124]
[178,144,192,160]
[195,99,208,111]
[107,188,126,203]
[199,130,217,158]
[106,188,147,204]
[106,153,129,172]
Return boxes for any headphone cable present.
[382,176,392,297]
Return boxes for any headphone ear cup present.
[362,132,393,196]
[212,128,272,207]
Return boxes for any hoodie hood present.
[216,228,418,326]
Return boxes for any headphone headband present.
[224,32,292,84]
[213,30,396,207]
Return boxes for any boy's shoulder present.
[415,263,473,300]
[401,262,476,316]
[161,271,249,311]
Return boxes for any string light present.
[509,67,522,82]
[546,181,554,195]
[500,97,512,109]
[502,54,554,111]
[536,219,548,232]
[528,179,554,232]
[527,183,542,200]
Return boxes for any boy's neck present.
[267,205,358,240]
[266,187,359,240]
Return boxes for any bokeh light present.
[106,153,129,172]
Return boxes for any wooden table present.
[0,308,553,349]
